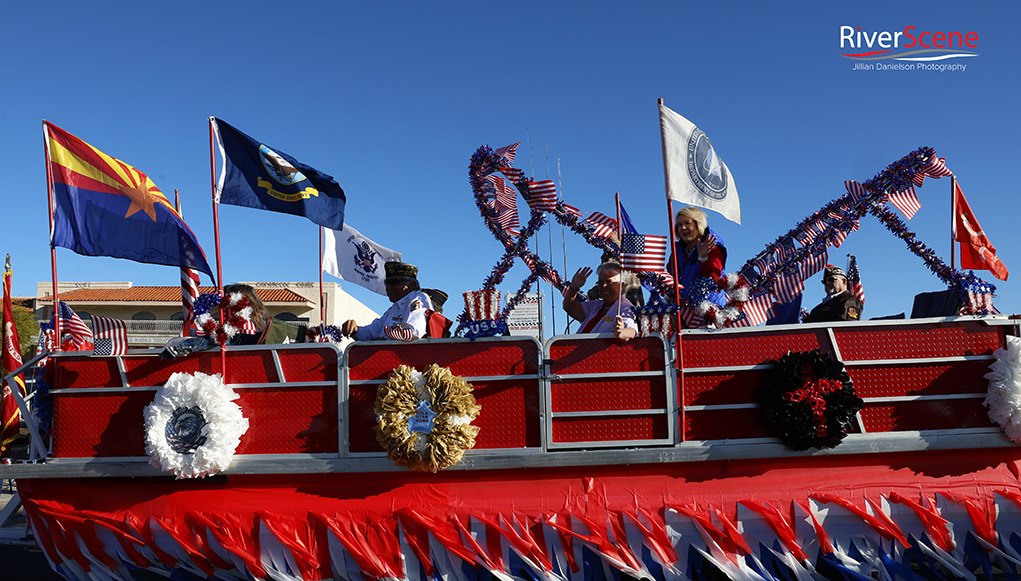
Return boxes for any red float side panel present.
[683,330,828,368]
[348,340,539,381]
[548,337,665,375]
[848,361,991,398]
[859,399,994,432]
[684,408,767,441]
[683,370,766,407]
[53,357,121,389]
[235,387,339,454]
[348,378,541,453]
[51,392,151,457]
[834,322,1002,361]
[551,378,666,413]
[551,415,667,443]
[123,355,206,387]
[277,349,338,382]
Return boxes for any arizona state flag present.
[955,180,1009,281]
[212,118,346,230]
[44,122,213,278]
[2,258,25,454]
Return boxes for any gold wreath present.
[374,364,481,472]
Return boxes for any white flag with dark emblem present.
[323,224,402,295]
[659,103,741,224]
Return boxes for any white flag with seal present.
[323,224,402,295]
[659,103,741,224]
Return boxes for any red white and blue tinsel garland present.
[306,324,344,343]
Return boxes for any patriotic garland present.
[306,324,344,344]
[143,371,249,479]
[192,292,255,347]
[754,350,863,451]
[374,364,481,472]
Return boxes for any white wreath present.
[984,336,1021,443]
[144,371,249,478]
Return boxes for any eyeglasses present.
[822,277,840,283]
[594,279,617,287]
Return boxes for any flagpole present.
[558,158,570,334]
[950,175,957,270]
[209,118,226,379]
[43,122,62,352]
[659,98,685,442]
[319,226,325,325]
[615,192,623,319]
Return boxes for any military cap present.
[823,265,847,279]
[384,261,418,279]
[423,288,448,307]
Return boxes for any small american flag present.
[383,323,416,342]
[915,157,953,187]
[753,254,776,277]
[734,293,775,327]
[845,180,868,203]
[56,302,93,348]
[887,186,921,220]
[498,166,524,184]
[487,175,520,235]
[774,239,797,261]
[493,142,520,164]
[180,267,201,336]
[621,233,668,272]
[846,254,865,305]
[583,212,617,239]
[91,315,127,356]
[772,273,805,304]
[562,203,582,218]
[524,180,557,212]
[800,248,828,279]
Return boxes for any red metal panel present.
[859,399,993,432]
[551,415,667,443]
[834,322,1002,361]
[683,370,766,406]
[348,340,539,381]
[277,348,338,382]
[348,379,541,453]
[53,357,120,389]
[551,378,665,413]
[848,361,991,398]
[684,408,766,440]
[548,337,665,375]
[123,355,207,387]
[235,387,338,454]
[51,392,150,457]
[683,330,828,368]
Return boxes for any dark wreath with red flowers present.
[753,349,863,451]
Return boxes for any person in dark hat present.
[341,261,433,341]
[422,289,448,315]
[803,265,863,323]
[421,288,453,338]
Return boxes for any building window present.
[77,311,91,320]
[276,312,299,322]
[170,312,184,320]
[132,311,156,321]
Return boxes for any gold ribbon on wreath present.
[375,364,481,472]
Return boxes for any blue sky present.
[4,2,1018,332]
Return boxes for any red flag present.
[955,181,1009,281]
[2,260,26,455]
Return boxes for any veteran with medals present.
[342,261,433,341]
[562,262,638,342]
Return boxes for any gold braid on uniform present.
[375,364,481,472]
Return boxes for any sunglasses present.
[384,278,405,287]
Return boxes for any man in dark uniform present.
[803,265,863,323]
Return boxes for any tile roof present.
[50,287,311,304]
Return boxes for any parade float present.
[3,135,1021,581]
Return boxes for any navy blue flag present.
[212,118,346,230]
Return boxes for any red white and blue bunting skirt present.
[18,451,1021,581]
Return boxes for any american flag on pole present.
[562,203,582,218]
[913,156,954,187]
[733,293,775,327]
[846,254,865,305]
[845,180,868,203]
[799,248,828,279]
[180,267,201,336]
[54,302,93,350]
[91,315,128,356]
[887,186,921,220]
[524,180,557,212]
[583,212,617,240]
[493,142,520,164]
[620,233,668,272]
[498,166,524,184]
[486,175,520,236]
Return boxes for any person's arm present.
[698,244,725,283]
[562,267,591,322]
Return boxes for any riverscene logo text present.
[840,26,978,72]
